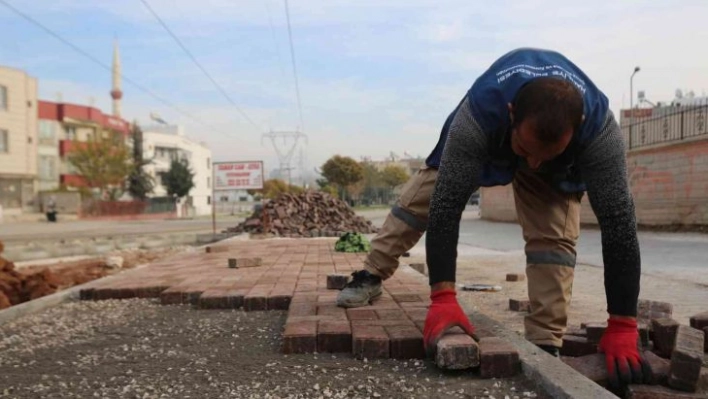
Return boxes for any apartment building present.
[0,66,38,214]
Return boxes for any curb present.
[465,310,619,399]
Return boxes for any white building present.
[141,124,212,216]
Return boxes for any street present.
[0,215,242,243]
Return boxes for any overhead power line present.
[0,0,241,140]
[284,0,305,131]
[138,0,260,131]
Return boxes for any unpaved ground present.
[405,252,708,333]
[0,299,547,399]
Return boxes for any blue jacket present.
[426,48,610,193]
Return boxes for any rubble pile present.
[225,191,379,237]
[0,241,61,309]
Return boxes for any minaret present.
[110,40,123,117]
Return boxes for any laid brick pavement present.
[80,238,431,359]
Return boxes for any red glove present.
[423,289,475,356]
[598,318,652,389]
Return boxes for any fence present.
[623,104,708,150]
[80,197,176,217]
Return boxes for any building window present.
[0,85,7,110]
[39,156,55,180]
[207,177,211,189]
[0,129,8,152]
[207,196,211,205]
[39,121,55,140]
[66,126,77,140]
[207,157,211,169]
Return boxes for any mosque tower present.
[110,40,123,117]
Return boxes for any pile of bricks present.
[555,300,708,398]
[224,191,378,237]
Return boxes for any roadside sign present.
[212,161,264,191]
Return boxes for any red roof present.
[38,101,130,135]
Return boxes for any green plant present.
[334,232,371,253]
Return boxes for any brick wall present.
[480,138,708,226]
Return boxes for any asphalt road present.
[365,206,708,287]
[0,215,242,243]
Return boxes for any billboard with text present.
[213,161,264,191]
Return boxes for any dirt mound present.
[0,246,61,310]
[225,191,379,237]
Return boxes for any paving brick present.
[403,308,428,322]
[374,309,409,320]
[626,385,706,398]
[473,328,497,340]
[585,322,608,344]
[386,325,424,359]
[638,322,651,348]
[227,257,262,268]
[267,294,291,310]
[689,311,708,330]
[326,274,349,290]
[282,320,317,354]
[225,289,246,308]
[506,273,525,282]
[198,289,231,309]
[409,263,425,274]
[316,304,347,320]
[435,332,480,369]
[478,337,520,378]
[391,293,422,303]
[565,325,587,337]
[561,353,608,387]
[160,287,187,305]
[638,299,673,323]
[508,298,531,312]
[352,325,389,359]
[346,308,378,320]
[317,320,352,353]
[244,292,269,311]
[652,318,680,358]
[560,335,597,357]
[643,350,670,385]
[79,288,95,300]
[668,325,705,392]
[357,319,415,327]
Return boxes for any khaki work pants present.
[364,166,581,348]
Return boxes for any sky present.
[2,0,708,178]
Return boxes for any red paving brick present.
[80,238,433,359]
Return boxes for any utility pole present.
[262,130,308,185]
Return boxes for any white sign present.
[213,161,264,191]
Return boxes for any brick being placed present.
[508,298,531,312]
[434,331,480,370]
[505,273,525,282]
[668,325,705,392]
[478,337,520,378]
[652,318,680,358]
[643,350,670,385]
[326,274,349,290]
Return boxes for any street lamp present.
[630,66,641,148]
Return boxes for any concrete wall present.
[480,137,708,226]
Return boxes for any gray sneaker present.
[336,270,382,308]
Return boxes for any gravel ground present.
[0,299,547,399]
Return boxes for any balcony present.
[59,140,88,157]
[60,174,88,188]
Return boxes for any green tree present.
[67,131,133,200]
[320,155,364,200]
[162,159,195,200]
[127,123,154,200]
[380,164,409,189]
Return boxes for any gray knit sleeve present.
[426,98,490,285]
[577,111,641,317]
